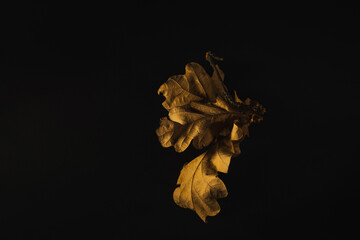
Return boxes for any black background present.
[1,3,360,239]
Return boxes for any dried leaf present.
[173,151,226,223]
[158,100,241,152]
[156,52,265,222]
[173,132,241,222]
[158,62,225,110]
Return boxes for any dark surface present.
[1,4,360,239]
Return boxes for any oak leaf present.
[157,62,225,110]
[156,52,265,222]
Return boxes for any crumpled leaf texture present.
[156,99,242,153]
[156,54,264,222]
[157,62,225,109]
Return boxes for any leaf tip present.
[233,90,242,103]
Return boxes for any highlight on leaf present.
[156,51,265,222]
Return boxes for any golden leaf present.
[166,100,241,152]
[173,151,226,223]
[157,62,225,110]
[156,52,265,222]
[173,131,241,222]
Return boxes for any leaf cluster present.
[156,52,264,222]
